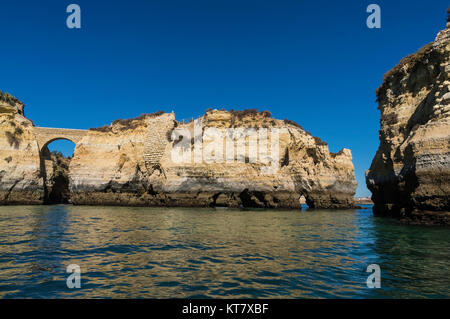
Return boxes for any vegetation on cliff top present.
[313,136,328,146]
[377,8,450,99]
[228,109,271,127]
[375,42,434,100]
[89,107,330,148]
[205,108,272,120]
[283,119,305,131]
[228,109,271,119]
[282,119,328,145]
[0,90,21,107]
[90,111,166,132]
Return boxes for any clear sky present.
[1,0,448,197]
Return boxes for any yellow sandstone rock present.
[69,109,357,209]
[366,24,450,225]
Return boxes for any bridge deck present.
[33,126,90,149]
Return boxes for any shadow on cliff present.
[40,145,72,204]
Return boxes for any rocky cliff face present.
[366,26,450,225]
[0,96,43,204]
[0,93,357,209]
[70,110,357,209]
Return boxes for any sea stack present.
[70,109,357,209]
[1,97,358,208]
[366,20,450,225]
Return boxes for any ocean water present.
[0,205,449,299]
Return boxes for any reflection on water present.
[0,205,449,298]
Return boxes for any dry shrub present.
[90,111,165,132]
[229,109,271,119]
[376,42,434,99]
[313,136,328,146]
[0,90,21,106]
[283,119,304,130]
[89,125,112,132]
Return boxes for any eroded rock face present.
[70,110,357,208]
[366,26,450,225]
[41,149,71,204]
[0,92,357,208]
[0,98,43,204]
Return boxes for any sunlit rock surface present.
[0,96,42,204]
[70,110,357,209]
[0,92,357,208]
[366,26,450,225]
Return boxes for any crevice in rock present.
[239,189,267,208]
[47,173,70,204]
[281,148,289,167]
[147,184,158,196]
[209,192,222,207]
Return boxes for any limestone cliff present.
[366,25,450,224]
[70,110,357,209]
[0,92,357,208]
[0,94,43,204]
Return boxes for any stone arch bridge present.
[33,127,89,151]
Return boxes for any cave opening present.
[300,195,309,209]
[41,139,75,204]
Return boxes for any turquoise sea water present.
[0,205,449,298]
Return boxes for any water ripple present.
[0,205,449,298]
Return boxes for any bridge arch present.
[32,127,90,204]
[41,137,77,153]
[33,127,89,152]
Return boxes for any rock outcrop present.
[41,149,71,204]
[0,93,43,204]
[69,109,357,209]
[0,91,357,209]
[366,25,450,225]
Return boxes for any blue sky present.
[1,0,448,197]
